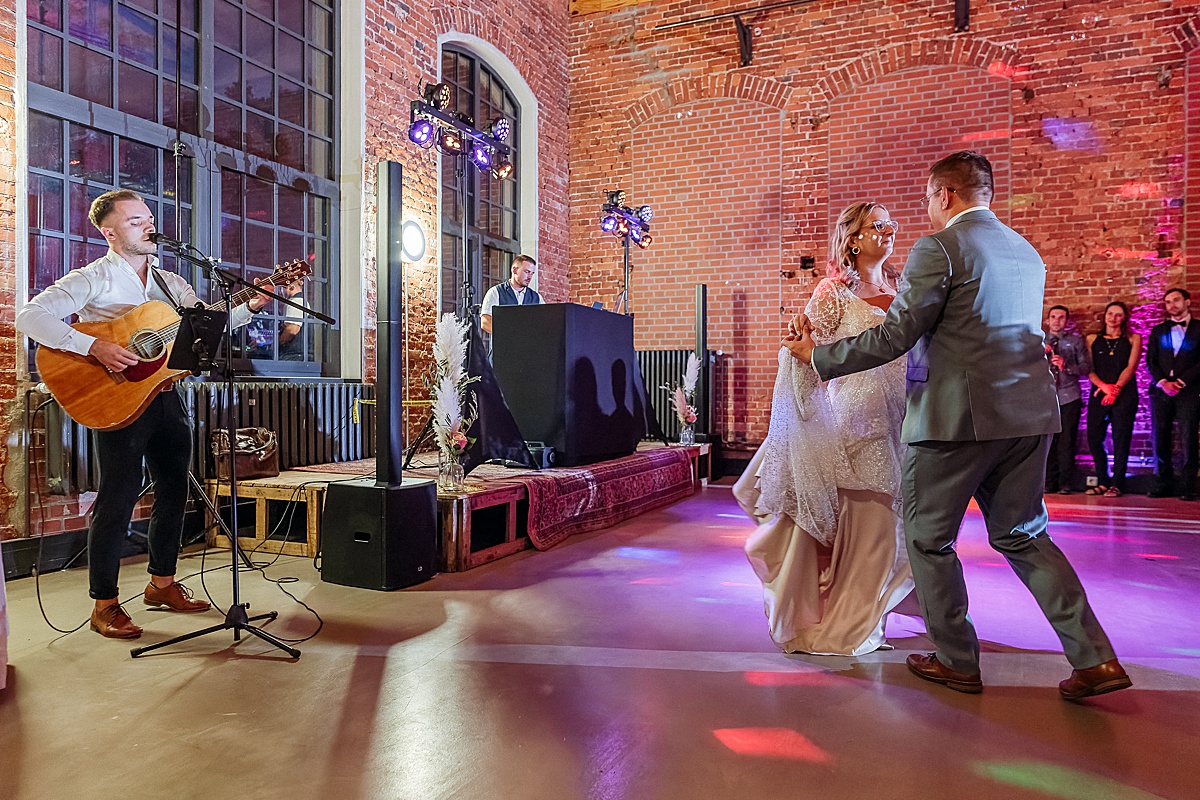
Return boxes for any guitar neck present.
[208,284,260,312]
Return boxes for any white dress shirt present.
[1170,315,1191,355]
[16,250,253,356]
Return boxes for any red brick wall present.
[0,0,17,538]
[569,2,1198,457]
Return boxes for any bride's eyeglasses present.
[864,219,899,233]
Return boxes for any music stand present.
[132,258,302,659]
[168,306,228,374]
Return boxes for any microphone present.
[148,232,187,250]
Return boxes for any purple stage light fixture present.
[629,225,643,242]
[408,119,435,148]
[486,118,511,142]
[637,205,654,222]
[422,82,452,110]
[471,142,493,171]
[600,214,619,233]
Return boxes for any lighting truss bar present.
[601,203,651,234]
[410,100,512,157]
[653,0,818,32]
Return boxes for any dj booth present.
[491,303,649,467]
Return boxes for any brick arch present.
[814,37,1022,102]
[1174,16,1200,52]
[431,6,539,81]
[624,74,792,129]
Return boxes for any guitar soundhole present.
[129,329,167,360]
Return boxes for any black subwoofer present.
[320,477,438,590]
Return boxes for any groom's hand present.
[782,330,815,362]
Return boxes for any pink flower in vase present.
[451,431,470,454]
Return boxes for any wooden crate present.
[439,482,530,572]
[204,472,328,558]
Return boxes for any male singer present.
[1044,305,1090,493]
[16,189,272,639]
[1146,287,1200,500]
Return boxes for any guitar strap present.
[148,266,188,313]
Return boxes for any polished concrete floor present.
[2,487,1198,800]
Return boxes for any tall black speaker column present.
[320,161,437,591]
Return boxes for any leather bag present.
[211,427,280,480]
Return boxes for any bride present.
[734,201,915,656]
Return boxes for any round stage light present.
[487,118,511,142]
[629,225,644,242]
[600,214,619,233]
[637,205,654,222]
[636,234,652,249]
[408,119,435,148]
[423,82,452,110]
[439,128,464,154]
[401,220,426,262]
[491,160,514,180]
[471,142,493,171]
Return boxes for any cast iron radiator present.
[636,350,715,440]
[43,381,376,493]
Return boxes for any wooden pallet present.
[204,471,341,558]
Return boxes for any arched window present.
[440,47,520,316]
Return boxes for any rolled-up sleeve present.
[15,270,101,356]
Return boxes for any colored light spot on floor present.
[1163,647,1200,657]
[694,597,736,605]
[1135,553,1179,560]
[720,582,753,587]
[613,546,680,564]
[713,728,834,763]
[979,562,1007,568]
[975,761,1167,800]
[717,513,747,519]
[629,577,673,585]
[743,671,837,687]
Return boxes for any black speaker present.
[320,477,437,590]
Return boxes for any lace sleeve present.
[805,279,850,345]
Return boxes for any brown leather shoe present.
[144,581,211,613]
[1059,658,1132,701]
[906,653,983,693]
[90,604,143,639]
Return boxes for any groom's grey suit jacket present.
[813,208,1060,444]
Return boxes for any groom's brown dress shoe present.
[906,653,983,693]
[144,581,211,612]
[1059,659,1132,701]
[90,604,143,639]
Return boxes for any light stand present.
[131,247,325,659]
[599,191,653,316]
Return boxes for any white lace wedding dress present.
[734,278,915,656]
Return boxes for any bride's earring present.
[851,246,861,255]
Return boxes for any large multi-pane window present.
[440,47,520,316]
[25,0,339,377]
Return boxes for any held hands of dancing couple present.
[739,152,1130,701]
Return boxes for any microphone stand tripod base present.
[130,603,299,659]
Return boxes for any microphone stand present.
[132,243,313,659]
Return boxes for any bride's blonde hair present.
[827,201,897,290]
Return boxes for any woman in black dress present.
[1085,301,1142,497]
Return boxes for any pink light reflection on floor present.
[712,728,834,764]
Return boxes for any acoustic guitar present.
[36,259,312,430]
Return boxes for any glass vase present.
[438,449,466,492]
[678,423,695,447]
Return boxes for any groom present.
[786,151,1130,700]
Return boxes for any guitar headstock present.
[270,258,313,288]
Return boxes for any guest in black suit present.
[1146,287,1200,500]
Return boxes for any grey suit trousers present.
[902,434,1115,674]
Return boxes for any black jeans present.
[88,391,192,600]
[1046,399,1083,490]
[1150,389,1200,494]
[1086,390,1137,490]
